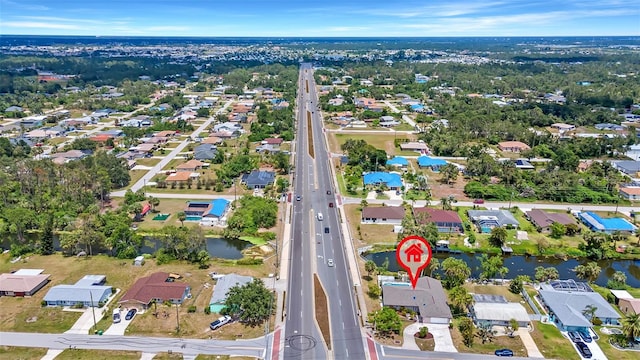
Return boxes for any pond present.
[364,251,640,288]
[142,237,252,260]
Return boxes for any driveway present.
[401,322,457,352]
[517,328,543,358]
[103,309,137,335]
[64,308,101,335]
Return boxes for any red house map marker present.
[396,235,433,289]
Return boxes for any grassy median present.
[314,274,331,350]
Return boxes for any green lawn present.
[56,349,142,360]
[530,322,580,360]
[595,327,640,360]
[0,346,48,360]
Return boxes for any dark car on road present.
[575,342,592,358]
[324,227,330,233]
[125,309,137,321]
[567,331,581,343]
[473,199,485,204]
[494,349,514,357]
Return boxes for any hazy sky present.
[1,0,639,37]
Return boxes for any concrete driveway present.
[401,322,457,352]
[64,308,102,335]
[103,309,137,335]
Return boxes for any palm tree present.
[440,197,452,210]
[449,286,474,314]
[365,260,377,278]
[148,196,160,213]
[425,257,440,277]
[177,211,186,227]
[622,313,640,341]
[582,304,598,321]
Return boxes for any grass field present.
[135,158,162,167]
[331,133,414,155]
[450,318,527,357]
[529,322,580,360]
[56,349,141,360]
[0,346,48,359]
[344,204,398,246]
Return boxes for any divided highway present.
[283,64,365,359]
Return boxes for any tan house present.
[155,130,177,138]
[165,172,192,183]
[619,298,640,315]
[619,187,640,201]
[498,141,530,153]
[399,141,429,153]
[0,269,50,297]
[176,160,204,172]
[361,206,405,225]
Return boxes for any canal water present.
[365,251,640,288]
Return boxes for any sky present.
[1,0,639,37]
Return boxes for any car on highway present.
[326,190,331,195]
[567,331,581,343]
[327,259,334,267]
[209,315,232,330]
[125,309,137,321]
[324,227,330,233]
[578,330,592,343]
[494,348,513,357]
[329,202,334,208]
[296,195,301,201]
[575,342,592,358]
[317,212,323,221]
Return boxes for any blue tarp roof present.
[386,157,408,166]
[207,199,230,217]
[363,172,403,188]
[580,212,636,231]
[418,156,447,167]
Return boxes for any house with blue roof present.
[386,157,408,168]
[204,199,230,219]
[185,199,230,221]
[43,275,112,307]
[417,156,448,172]
[577,212,637,234]
[410,104,425,112]
[363,172,403,190]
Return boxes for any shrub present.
[592,317,602,326]
[188,305,197,313]
[41,300,47,307]
[204,307,211,315]
[72,302,84,309]
[237,258,263,265]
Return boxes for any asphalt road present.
[282,64,326,360]
[0,332,266,358]
[282,64,366,359]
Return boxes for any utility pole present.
[90,291,97,333]
[175,303,180,333]
[508,191,514,210]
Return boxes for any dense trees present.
[222,278,274,326]
[223,196,278,240]
[441,258,471,289]
[368,307,402,336]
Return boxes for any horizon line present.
[2,34,639,39]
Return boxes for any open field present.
[135,158,162,167]
[125,170,148,189]
[330,133,415,155]
[529,322,580,360]
[0,346,48,359]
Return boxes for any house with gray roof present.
[242,170,275,189]
[194,143,218,160]
[361,206,405,225]
[538,280,620,332]
[381,276,452,324]
[525,209,577,232]
[614,160,640,176]
[43,275,112,307]
[471,295,530,328]
[209,274,253,313]
[467,210,519,232]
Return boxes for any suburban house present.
[363,172,403,191]
[471,294,530,328]
[577,211,637,234]
[354,97,376,109]
[538,280,620,331]
[202,136,223,145]
[417,156,448,171]
[184,199,230,220]
[361,206,405,225]
[176,159,205,172]
[611,290,640,315]
[262,138,284,148]
[525,209,578,232]
[379,116,400,127]
[386,156,408,168]
[194,144,218,161]
[209,274,253,313]
[497,141,531,153]
[467,210,519,232]
[514,159,535,170]
[613,161,640,177]
[119,272,191,309]
[381,276,452,324]
[551,123,576,132]
[619,186,640,201]
[43,275,112,307]
[164,172,194,183]
[48,150,92,164]
[0,269,50,297]
[399,142,429,154]
[242,170,276,189]
[412,207,463,233]
[213,122,243,134]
